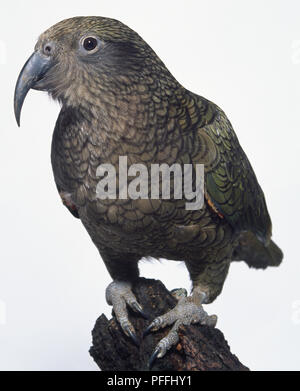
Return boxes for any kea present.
[14,16,283,365]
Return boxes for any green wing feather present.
[201,103,272,243]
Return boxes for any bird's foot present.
[143,288,217,368]
[105,280,148,346]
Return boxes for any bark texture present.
[89,278,249,371]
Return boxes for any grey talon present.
[148,347,160,369]
[130,302,150,319]
[125,327,140,346]
[143,323,154,338]
[138,309,150,320]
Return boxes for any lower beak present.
[14,51,52,126]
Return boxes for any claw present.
[143,323,154,338]
[148,347,160,369]
[138,309,150,320]
[124,325,140,347]
[143,316,164,338]
[130,302,150,319]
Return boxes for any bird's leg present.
[144,260,230,367]
[106,280,148,346]
[101,252,147,346]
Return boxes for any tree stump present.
[89,277,249,371]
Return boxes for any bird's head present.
[14,16,175,126]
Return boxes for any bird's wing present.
[200,103,272,243]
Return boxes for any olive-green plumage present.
[15,16,283,326]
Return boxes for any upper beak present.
[14,51,52,126]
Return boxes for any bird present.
[14,16,283,366]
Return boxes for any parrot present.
[14,16,283,366]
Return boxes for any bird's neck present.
[63,73,183,146]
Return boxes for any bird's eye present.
[83,37,98,51]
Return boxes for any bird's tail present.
[232,231,283,269]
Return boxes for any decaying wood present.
[89,277,249,371]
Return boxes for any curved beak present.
[14,52,52,127]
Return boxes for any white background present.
[0,0,299,371]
